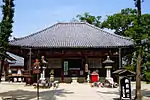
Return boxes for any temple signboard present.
[120,77,131,100]
[64,61,68,75]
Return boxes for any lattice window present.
[88,58,102,68]
[48,58,61,68]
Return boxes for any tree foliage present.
[76,12,101,27]
[102,8,137,37]
[75,7,150,83]
[0,0,15,81]
[0,0,14,58]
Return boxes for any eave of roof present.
[6,52,24,67]
[113,69,136,76]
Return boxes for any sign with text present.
[64,61,68,75]
[120,77,131,100]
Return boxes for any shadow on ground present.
[0,89,56,100]
[132,89,150,97]
[55,89,74,97]
[97,90,119,95]
[0,88,74,100]
[112,89,150,100]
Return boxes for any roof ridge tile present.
[58,22,85,24]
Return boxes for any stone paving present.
[0,82,55,100]
[0,82,150,100]
[54,82,150,100]
[55,83,102,100]
[55,83,122,100]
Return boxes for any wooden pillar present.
[29,48,32,74]
[85,55,88,64]
[119,48,122,69]
[84,52,88,80]
[61,50,64,82]
[24,56,28,70]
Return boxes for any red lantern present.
[32,59,41,74]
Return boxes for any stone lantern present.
[40,56,48,81]
[103,56,114,83]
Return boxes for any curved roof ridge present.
[57,21,86,25]
[10,22,59,42]
[85,22,133,41]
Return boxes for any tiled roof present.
[6,52,24,67]
[9,22,133,48]
[113,68,135,76]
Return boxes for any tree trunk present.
[135,53,142,100]
[0,58,4,82]
[135,0,142,100]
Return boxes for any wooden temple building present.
[2,52,24,82]
[8,22,133,82]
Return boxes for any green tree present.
[0,0,15,82]
[74,5,150,88]
[76,12,102,27]
[101,7,150,70]
[101,8,137,37]
[101,2,148,99]
[134,0,143,99]
[101,8,150,40]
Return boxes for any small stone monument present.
[71,77,78,84]
[120,77,131,100]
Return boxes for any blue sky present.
[0,0,150,38]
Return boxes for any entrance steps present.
[71,77,78,84]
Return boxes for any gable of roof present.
[9,22,133,48]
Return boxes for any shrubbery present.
[144,71,150,84]
[64,77,72,83]
[77,77,85,83]
[124,65,135,72]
